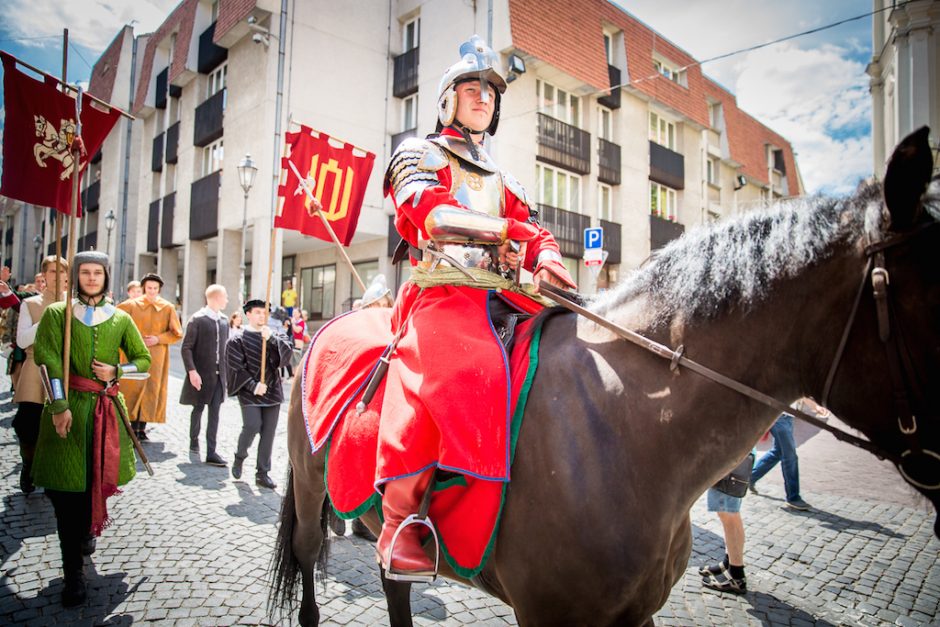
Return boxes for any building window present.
[771,148,786,173]
[537,79,580,127]
[202,139,223,177]
[598,106,612,141]
[707,210,721,222]
[650,181,677,221]
[649,111,676,151]
[653,58,686,86]
[709,102,722,129]
[603,33,613,64]
[598,183,612,221]
[707,157,719,186]
[536,163,581,213]
[402,94,417,131]
[210,0,219,22]
[282,255,296,286]
[403,17,420,51]
[301,264,336,320]
[351,260,380,300]
[208,63,227,99]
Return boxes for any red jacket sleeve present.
[0,292,21,311]
[392,166,460,249]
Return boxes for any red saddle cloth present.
[302,304,543,577]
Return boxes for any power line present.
[505,1,906,121]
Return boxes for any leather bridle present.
[539,219,940,489]
[820,219,940,489]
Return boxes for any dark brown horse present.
[270,127,940,626]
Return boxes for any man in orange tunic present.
[117,273,182,440]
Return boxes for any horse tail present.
[268,464,332,617]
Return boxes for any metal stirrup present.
[384,474,440,583]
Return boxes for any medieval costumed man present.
[10,256,69,494]
[32,251,151,606]
[117,273,182,440]
[377,36,576,580]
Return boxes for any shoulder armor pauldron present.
[502,171,532,209]
[384,138,448,207]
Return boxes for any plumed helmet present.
[360,274,392,308]
[71,251,110,295]
[437,35,507,136]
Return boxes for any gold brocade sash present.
[409,266,554,308]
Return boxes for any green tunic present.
[32,299,151,492]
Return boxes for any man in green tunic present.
[32,251,151,607]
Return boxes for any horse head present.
[828,127,940,535]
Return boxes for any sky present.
[0,0,875,195]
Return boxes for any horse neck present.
[607,246,863,497]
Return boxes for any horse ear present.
[883,126,933,230]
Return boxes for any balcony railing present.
[152,133,164,172]
[598,138,621,185]
[597,64,621,110]
[165,122,180,164]
[649,140,684,190]
[650,214,685,252]
[82,180,100,213]
[155,67,168,110]
[147,199,160,253]
[194,89,225,147]
[393,46,419,98]
[190,171,220,240]
[391,127,417,153]
[198,21,228,74]
[536,203,591,258]
[536,113,591,175]
[600,219,622,265]
[47,235,68,256]
[161,192,175,248]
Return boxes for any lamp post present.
[33,234,42,275]
[104,209,116,255]
[237,153,258,302]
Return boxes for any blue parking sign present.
[584,227,603,250]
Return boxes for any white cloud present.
[731,43,872,194]
[4,0,177,53]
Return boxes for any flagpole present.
[62,84,83,397]
[286,159,367,292]
[259,135,292,384]
[59,29,70,395]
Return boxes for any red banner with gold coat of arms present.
[276,126,376,246]
[0,52,121,216]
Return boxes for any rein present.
[538,283,900,464]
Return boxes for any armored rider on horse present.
[377,35,576,581]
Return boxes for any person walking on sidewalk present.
[180,284,230,467]
[749,397,830,511]
[8,256,68,494]
[117,273,182,440]
[225,299,292,490]
[32,251,151,606]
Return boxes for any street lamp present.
[33,234,43,275]
[237,153,258,302]
[104,209,116,255]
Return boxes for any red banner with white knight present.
[276,125,376,246]
[0,52,121,216]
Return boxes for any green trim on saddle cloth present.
[324,441,383,521]
[323,323,544,578]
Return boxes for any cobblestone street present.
[0,360,938,626]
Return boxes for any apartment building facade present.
[868,0,939,177]
[116,0,802,322]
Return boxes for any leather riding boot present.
[376,469,436,577]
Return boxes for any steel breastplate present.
[430,136,505,218]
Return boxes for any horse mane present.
[591,181,889,328]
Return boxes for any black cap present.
[243,299,268,313]
[139,272,164,287]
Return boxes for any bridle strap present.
[820,257,872,407]
[538,283,901,464]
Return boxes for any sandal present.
[702,565,747,595]
[698,560,725,577]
